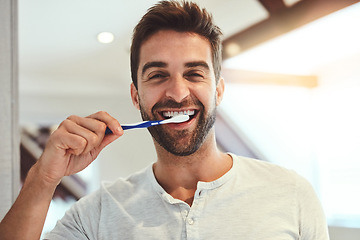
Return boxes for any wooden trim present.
[258,0,287,14]
[221,68,318,88]
[223,0,360,59]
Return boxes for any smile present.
[161,110,196,120]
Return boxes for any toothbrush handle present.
[105,120,162,134]
[122,121,153,130]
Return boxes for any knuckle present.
[61,117,77,128]
[58,119,66,127]
[58,119,70,129]
[67,115,77,121]
[76,137,87,149]
[88,134,98,146]
[97,121,107,132]
[97,110,108,116]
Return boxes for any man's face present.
[131,30,224,156]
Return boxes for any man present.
[0,1,329,239]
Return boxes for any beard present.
[139,96,216,156]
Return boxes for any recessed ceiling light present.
[97,32,115,44]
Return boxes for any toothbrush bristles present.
[170,115,190,123]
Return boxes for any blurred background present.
[12,0,360,238]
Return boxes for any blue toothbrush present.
[105,114,190,134]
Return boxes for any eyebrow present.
[185,61,210,70]
[142,61,167,76]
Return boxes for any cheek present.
[138,87,163,111]
[195,87,217,109]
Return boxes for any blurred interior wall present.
[0,0,20,219]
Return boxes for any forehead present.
[138,30,213,70]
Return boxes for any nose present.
[165,74,190,103]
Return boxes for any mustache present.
[151,97,203,112]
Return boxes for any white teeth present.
[163,110,195,118]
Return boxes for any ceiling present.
[18,0,270,124]
[224,2,360,75]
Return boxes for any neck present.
[152,130,232,205]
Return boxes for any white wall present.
[312,53,360,229]
[0,0,20,220]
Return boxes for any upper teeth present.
[163,110,195,118]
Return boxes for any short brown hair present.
[130,0,223,88]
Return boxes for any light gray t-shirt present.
[44,154,329,239]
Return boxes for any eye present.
[149,74,165,79]
[148,71,168,81]
[185,71,205,82]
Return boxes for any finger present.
[66,113,123,153]
[98,132,121,150]
[50,128,88,156]
[59,132,88,156]
[50,130,99,178]
[87,111,123,136]
[67,115,107,138]
[60,118,102,155]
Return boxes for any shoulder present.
[230,154,318,200]
[231,154,302,184]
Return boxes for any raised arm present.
[0,111,123,240]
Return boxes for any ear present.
[215,77,225,106]
[130,83,140,110]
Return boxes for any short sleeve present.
[43,191,101,240]
[296,174,330,240]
